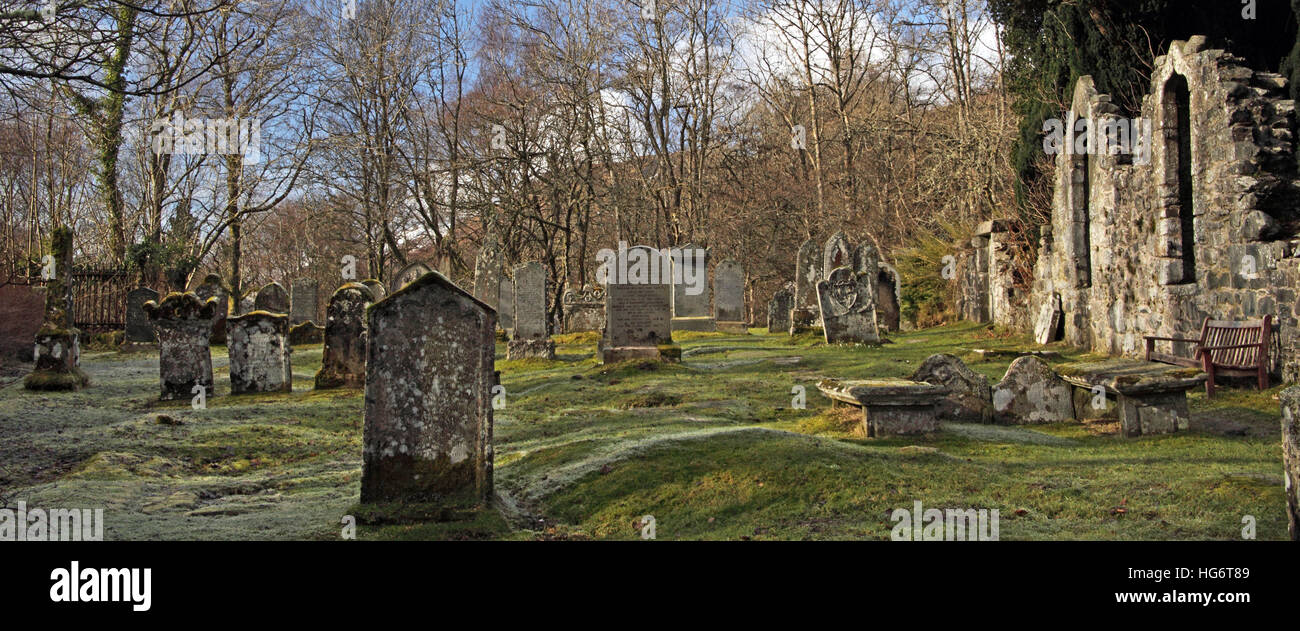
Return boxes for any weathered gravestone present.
[390,262,431,293]
[1280,387,1300,540]
[362,279,386,302]
[815,267,880,344]
[823,231,853,279]
[671,244,715,332]
[315,283,372,389]
[767,283,794,333]
[876,263,902,333]
[144,293,216,401]
[255,281,289,314]
[194,275,230,345]
[226,312,292,394]
[472,235,503,311]
[910,354,994,423]
[714,259,748,334]
[601,246,679,363]
[562,285,605,333]
[508,262,555,360]
[1034,293,1063,345]
[25,226,88,391]
[498,276,515,335]
[791,238,822,333]
[288,321,325,345]
[124,287,160,343]
[290,278,320,325]
[238,292,256,315]
[991,356,1075,424]
[361,272,495,504]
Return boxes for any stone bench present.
[1054,359,1206,437]
[817,378,949,437]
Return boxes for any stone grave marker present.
[815,267,880,344]
[601,246,678,363]
[24,226,88,391]
[1034,293,1063,345]
[124,287,160,343]
[362,279,386,302]
[472,235,503,311]
[562,285,605,333]
[226,311,292,394]
[671,244,715,332]
[507,262,555,360]
[791,237,822,333]
[767,283,794,333]
[390,262,432,293]
[255,281,289,314]
[713,259,747,334]
[315,283,372,389]
[991,356,1075,424]
[290,278,320,325]
[498,276,515,335]
[144,293,216,401]
[823,231,853,279]
[194,274,230,345]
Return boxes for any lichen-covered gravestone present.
[472,235,503,311]
[601,246,679,363]
[254,281,289,314]
[362,279,386,302]
[910,354,993,423]
[563,285,604,333]
[194,275,230,345]
[24,226,89,391]
[361,272,495,504]
[991,356,1075,424]
[815,267,880,344]
[713,259,748,334]
[507,262,555,360]
[289,278,319,325]
[390,262,431,293]
[791,238,822,333]
[1280,386,1300,540]
[876,263,902,333]
[144,293,216,401]
[498,276,515,335]
[823,231,853,279]
[124,287,160,343]
[226,311,292,394]
[671,245,715,332]
[315,283,372,389]
[767,283,794,333]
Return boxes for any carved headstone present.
[991,356,1075,424]
[791,238,822,333]
[876,263,902,333]
[194,274,229,345]
[823,231,853,280]
[254,281,289,314]
[390,262,432,293]
[144,293,215,401]
[767,283,794,333]
[671,245,715,332]
[713,259,747,334]
[910,354,994,423]
[562,285,605,333]
[361,272,495,504]
[315,283,372,389]
[498,276,515,335]
[815,267,880,344]
[226,311,292,394]
[290,278,319,325]
[472,235,503,311]
[362,279,386,302]
[507,261,555,360]
[24,226,88,391]
[124,287,160,343]
[601,246,678,363]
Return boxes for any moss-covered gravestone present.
[289,278,319,325]
[815,266,879,344]
[791,237,821,334]
[24,227,89,391]
[193,275,229,345]
[767,283,794,333]
[144,293,216,401]
[714,259,748,334]
[361,279,386,302]
[361,272,495,504]
[254,281,289,314]
[227,311,292,394]
[314,283,371,389]
[124,287,159,343]
[506,261,555,360]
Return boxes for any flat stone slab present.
[818,378,949,437]
[1055,359,1205,395]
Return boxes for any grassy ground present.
[0,321,1287,540]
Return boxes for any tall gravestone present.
[472,235,503,311]
[791,237,822,334]
[815,267,880,344]
[824,231,853,277]
[498,276,515,335]
[390,262,431,293]
[671,244,715,332]
[227,311,292,394]
[362,279,386,302]
[876,263,902,333]
[1281,387,1300,540]
[767,284,794,333]
[290,278,319,325]
[238,292,256,316]
[562,285,605,333]
[361,272,495,504]
[853,243,888,336]
[255,281,289,314]
[601,246,679,363]
[144,293,215,401]
[507,262,555,360]
[25,226,88,391]
[124,287,159,344]
[713,259,748,334]
[194,274,230,345]
[315,283,372,389]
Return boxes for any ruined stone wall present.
[1029,37,1300,380]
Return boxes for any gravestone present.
[815,267,880,344]
[562,285,605,333]
[24,226,88,391]
[472,235,503,311]
[362,279,386,302]
[991,356,1075,424]
[290,278,320,325]
[498,276,515,335]
[823,231,853,279]
[288,321,324,345]
[226,311,292,394]
[791,238,822,333]
[876,263,902,333]
[1034,293,1063,345]
[671,244,715,332]
[909,354,993,423]
[713,259,747,334]
[194,274,230,345]
[124,287,160,343]
[853,242,879,277]
[254,281,289,314]
[767,283,794,333]
[1280,387,1300,540]
[315,283,372,389]
[238,292,256,315]
[601,246,679,363]
[361,272,495,504]
[507,261,555,360]
[390,262,431,293]
[144,293,216,401]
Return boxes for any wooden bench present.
[1143,316,1271,397]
